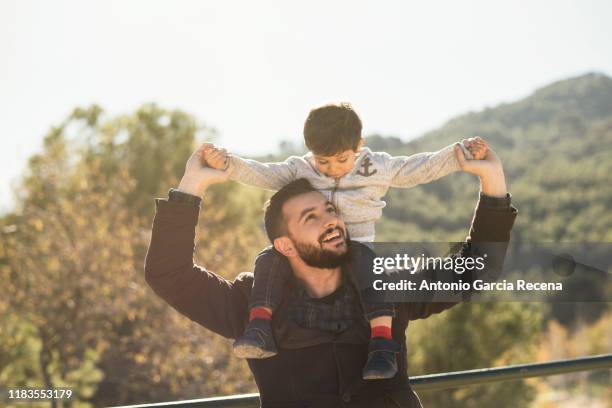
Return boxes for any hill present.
[369,72,612,243]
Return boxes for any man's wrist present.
[478,164,507,198]
[177,175,208,197]
[479,192,512,211]
[168,188,202,206]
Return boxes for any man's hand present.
[202,143,229,170]
[454,139,507,198]
[463,136,488,160]
[177,143,230,197]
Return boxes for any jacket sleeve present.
[401,194,518,320]
[226,154,299,191]
[144,198,252,339]
[386,143,463,188]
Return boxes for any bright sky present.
[1,0,611,212]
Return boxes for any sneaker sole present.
[233,342,277,359]
[362,370,396,380]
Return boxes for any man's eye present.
[305,214,316,222]
[326,207,337,213]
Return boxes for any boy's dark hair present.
[303,102,363,156]
[264,178,319,242]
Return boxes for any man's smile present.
[320,227,345,246]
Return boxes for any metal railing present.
[111,354,612,408]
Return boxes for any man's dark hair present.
[264,178,319,242]
[303,102,363,156]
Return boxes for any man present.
[145,142,517,407]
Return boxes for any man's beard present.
[289,227,351,269]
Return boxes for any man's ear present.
[273,237,298,258]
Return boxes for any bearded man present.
[145,142,517,407]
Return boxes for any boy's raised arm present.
[386,143,464,188]
[201,143,299,191]
[226,155,299,191]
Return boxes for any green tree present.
[1,104,268,407]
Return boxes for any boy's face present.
[312,145,362,179]
[312,150,357,178]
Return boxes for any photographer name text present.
[373,279,563,292]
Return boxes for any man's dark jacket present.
[144,193,517,408]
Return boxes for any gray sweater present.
[227,143,464,241]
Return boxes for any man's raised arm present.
[401,144,518,320]
[144,144,252,339]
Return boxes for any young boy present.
[203,102,488,379]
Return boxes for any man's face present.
[281,191,350,268]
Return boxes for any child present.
[203,102,488,379]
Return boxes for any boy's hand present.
[178,143,230,196]
[202,143,229,170]
[463,136,489,160]
[455,140,501,175]
[454,140,507,197]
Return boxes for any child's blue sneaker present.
[233,319,278,359]
[362,337,400,380]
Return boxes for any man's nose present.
[323,212,339,228]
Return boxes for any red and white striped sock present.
[371,325,392,340]
[249,307,272,321]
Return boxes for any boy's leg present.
[233,246,291,359]
[363,313,400,380]
[248,246,286,317]
[370,315,392,338]
[346,242,401,380]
